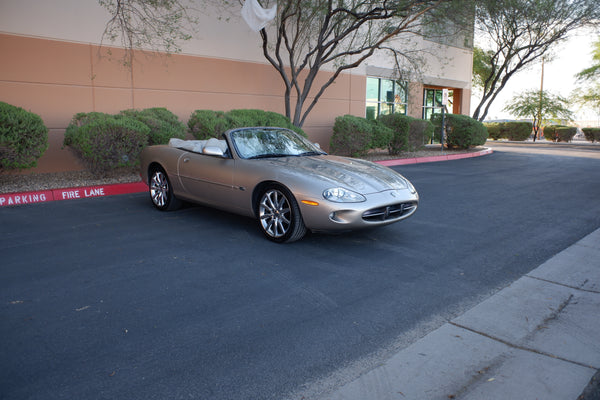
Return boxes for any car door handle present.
[183,158,190,163]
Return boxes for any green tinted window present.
[365,77,408,120]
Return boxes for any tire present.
[149,166,181,211]
[257,185,307,243]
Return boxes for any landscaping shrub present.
[330,115,374,157]
[432,114,487,149]
[554,126,577,142]
[408,117,434,151]
[370,121,395,151]
[64,113,149,173]
[543,125,575,142]
[0,101,48,170]
[188,110,229,139]
[485,122,502,140]
[377,114,433,154]
[121,107,185,145]
[582,127,600,143]
[188,109,306,139]
[503,121,532,141]
[377,114,409,155]
[484,121,532,141]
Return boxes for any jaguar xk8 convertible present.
[140,127,419,243]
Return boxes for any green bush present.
[377,114,409,155]
[330,115,374,157]
[484,121,532,141]
[377,114,433,154]
[188,109,306,139]
[188,110,229,140]
[543,125,575,142]
[0,101,48,170]
[582,127,600,143]
[432,114,487,149]
[370,121,395,150]
[555,126,577,142]
[121,107,185,145]
[408,117,434,151]
[503,121,532,141]
[64,113,149,173]
[485,122,502,140]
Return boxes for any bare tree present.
[472,0,600,122]
[100,0,469,127]
[250,0,455,127]
[100,0,197,63]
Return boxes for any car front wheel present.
[258,185,306,243]
[149,166,181,211]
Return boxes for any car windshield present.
[230,128,325,159]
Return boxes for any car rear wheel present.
[258,185,307,243]
[149,166,181,211]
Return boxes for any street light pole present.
[536,57,545,142]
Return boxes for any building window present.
[366,77,408,120]
[422,88,453,120]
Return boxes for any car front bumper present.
[298,188,419,232]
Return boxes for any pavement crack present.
[525,275,600,294]
[449,320,598,370]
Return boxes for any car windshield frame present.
[229,127,325,160]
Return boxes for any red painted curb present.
[0,181,147,207]
[1,148,492,207]
[375,148,493,167]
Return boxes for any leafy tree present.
[575,38,600,82]
[572,38,600,118]
[472,46,494,89]
[503,90,573,141]
[573,85,600,116]
[100,0,472,127]
[471,0,600,122]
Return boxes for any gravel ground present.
[0,169,142,194]
[0,146,482,194]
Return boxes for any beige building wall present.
[0,0,472,173]
[0,32,363,171]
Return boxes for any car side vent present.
[362,202,417,222]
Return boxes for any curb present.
[0,181,147,207]
[375,147,493,167]
[0,148,493,207]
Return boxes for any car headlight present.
[405,179,417,194]
[323,188,366,203]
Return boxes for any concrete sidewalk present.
[323,228,600,400]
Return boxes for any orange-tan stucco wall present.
[0,33,366,172]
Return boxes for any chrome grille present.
[362,202,417,222]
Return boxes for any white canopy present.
[241,0,277,32]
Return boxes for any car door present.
[177,152,235,208]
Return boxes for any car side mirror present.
[203,146,225,157]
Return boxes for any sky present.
[471,28,599,124]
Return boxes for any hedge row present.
[543,125,577,142]
[485,121,533,141]
[64,108,185,173]
[0,101,48,170]
[582,128,600,143]
[431,114,487,149]
[188,109,306,139]
[329,114,434,157]
[63,108,306,172]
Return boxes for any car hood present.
[265,155,411,194]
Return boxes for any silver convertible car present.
[140,127,419,243]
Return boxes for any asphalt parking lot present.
[2,145,599,399]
